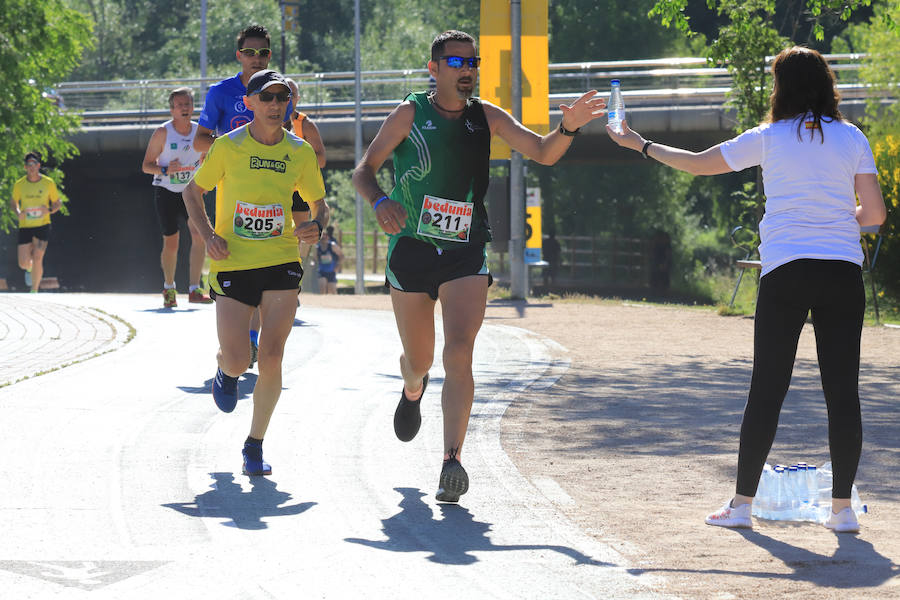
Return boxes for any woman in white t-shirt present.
[607,46,886,533]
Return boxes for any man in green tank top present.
[353,30,605,503]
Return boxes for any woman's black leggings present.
[735,259,864,499]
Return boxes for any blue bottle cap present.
[788,466,798,471]
[611,79,620,86]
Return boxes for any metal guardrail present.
[57,54,871,126]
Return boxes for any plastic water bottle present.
[608,79,625,133]
[806,465,818,519]
[787,466,800,518]
[753,464,773,519]
[795,464,810,519]
[773,465,789,519]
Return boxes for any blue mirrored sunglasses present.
[440,55,481,69]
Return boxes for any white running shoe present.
[705,500,752,529]
[824,508,860,533]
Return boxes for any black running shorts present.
[209,261,304,307]
[385,236,492,300]
[18,225,50,244]
[154,186,189,237]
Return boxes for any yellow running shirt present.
[192,125,325,272]
[13,175,59,228]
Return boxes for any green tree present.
[844,1,900,297]
[649,0,875,228]
[1,0,93,232]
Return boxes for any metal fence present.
[55,54,870,126]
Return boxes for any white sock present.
[189,285,199,293]
[164,282,176,290]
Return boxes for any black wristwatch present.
[312,219,323,237]
[558,122,580,136]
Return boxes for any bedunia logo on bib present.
[249,156,286,173]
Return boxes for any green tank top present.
[389,91,492,249]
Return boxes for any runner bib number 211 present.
[416,194,472,243]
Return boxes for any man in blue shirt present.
[194,24,290,151]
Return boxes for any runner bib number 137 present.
[416,194,472,243]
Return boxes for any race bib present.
[168,166,195,185]
[24,207,44,219]
[319,252,333,264]
[233,201,285,240]
[416,195,473,243]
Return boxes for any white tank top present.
[152,120,204,192]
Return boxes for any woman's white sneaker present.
[824,507,860,533]
[705,500,752,529]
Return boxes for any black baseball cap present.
[246,69,289,96]
[24,151,41,163]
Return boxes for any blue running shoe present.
[242,440,272,476]
[212,368,239,413]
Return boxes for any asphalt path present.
[0,294,668,599]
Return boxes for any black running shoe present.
[436,456,469,503]
[393,373,429,442]
[249,338,258,369]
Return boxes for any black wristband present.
[558,122,580,137]
[312,219,323,237]
[641,141,654,159]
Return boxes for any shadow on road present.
[139,307,201,314]
[162,472,316,530]
[176,372,258,399]
[627,528,899,588]
[494,355,899,501]
[345,487,611,566]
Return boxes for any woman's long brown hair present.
[766,46,843,142]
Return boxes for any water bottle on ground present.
[755,464,773,519]
[754,461,868,522]
[608,79,625,133]
[819,461,868,521]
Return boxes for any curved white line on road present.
[0,296,670,599]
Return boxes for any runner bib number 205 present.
[233,201,285,240]
[416,194,472,243]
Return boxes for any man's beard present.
[456,82,474,101]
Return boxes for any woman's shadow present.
[627,527,899,588]
[163,472,315,530]
[345,487,611,566]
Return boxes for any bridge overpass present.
[64,55,881,167]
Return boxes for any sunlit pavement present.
[0,293,668,599]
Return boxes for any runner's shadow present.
[177,372,257,398]
[293,318,305,327]
[162,472,315,530]
[626,529,899,588]
[344,487,610,566]
[140,308,201,313]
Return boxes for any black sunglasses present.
[255,90,292,103]
[239,47,272,58]
[440,55,481,69]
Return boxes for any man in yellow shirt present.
[10,152,61,292]
[182,70,328,476]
